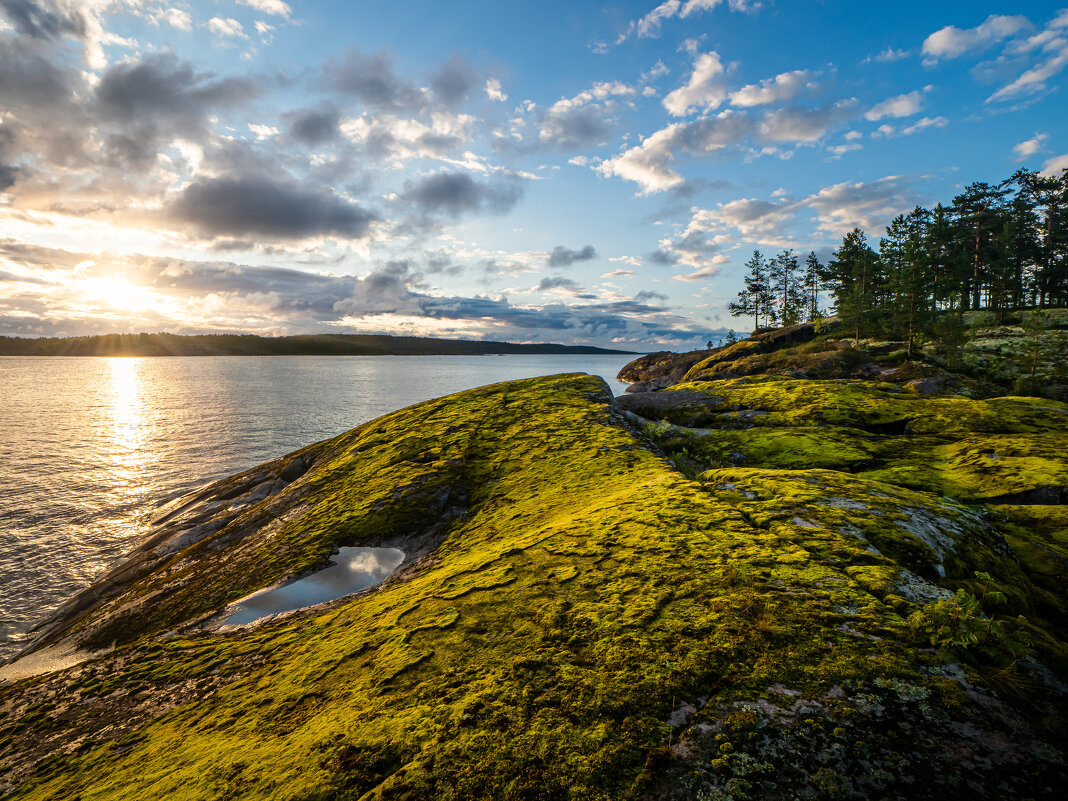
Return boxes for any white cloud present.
[539,81,635,148]
[673,175,925,252]
[865,90,924,121]
[987,44,1068,102]
[1007,9,1068,54]
[339,112,477,167]
[1041,153,1068,176]
[644,60,670,80]
[208,17,248,39]
[672,264,724,282]
[568,156,589,166]
[1014,134,1048,160]
[922,14,1030,62]
[248,123,279,140]
[803,175,922,237]
[160,8,193,31]
[865,47,910,63]
[827,143,862,158]
[599,101,853,194]
[237,0,292,18]
[663,52,727,116]
[690,198,794,243]
[900,116,948,136]
[254,20,274,35]
[729,69,816,107]
[597,111,752,194]
[758,100,856,143]
[485,78,508,102]
[619,0,760,43]
[598,123,688,193]
[602,268,636,278]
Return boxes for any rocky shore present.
[1,325,1066,799]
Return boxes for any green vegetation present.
[1,368,1066,799]
[0,332,633,357]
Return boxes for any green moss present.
[2,373,1065,800]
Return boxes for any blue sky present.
[1,1,1066,347]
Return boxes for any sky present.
[1,1,1066,348]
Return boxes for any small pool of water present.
[223,547,405,627]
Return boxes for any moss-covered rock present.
[0,373,1065,800]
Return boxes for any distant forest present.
[0,332,635,357]
[729,167,1068,350]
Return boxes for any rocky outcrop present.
[0,373,1065,800]
[617,349,711,384]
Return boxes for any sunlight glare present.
[81,277,157,313]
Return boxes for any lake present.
[0,354,637,661]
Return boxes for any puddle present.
[222,547,405,627]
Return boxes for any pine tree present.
[768,249,804,326]
[951,181,1009,310]
[802,252,824,322]
[728,251,774,331]
[880,208,932,358]
[926,204,955,311]
[827,229,881,346]
[1016,168,1068,307]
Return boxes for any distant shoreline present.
[0,333,638,358]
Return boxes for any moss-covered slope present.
[1,373,1066,800]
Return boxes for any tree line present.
[729,167,1068,354]
[0,332,634,357]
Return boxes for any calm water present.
[0,354,635,661]
[223,547,406,627]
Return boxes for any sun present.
[80,276,157,313]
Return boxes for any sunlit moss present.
[1,373,1066,799]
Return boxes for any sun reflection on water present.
[97,358,154,562]
[107,358,147,456]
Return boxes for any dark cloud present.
[286,107,340,144]
[411,295,687,340]
[425,255,464,276]
[430,53,477,107]
[403,172,523,218]
[96,53,258,126]
[634,290,668,303]
[145,258,358,315]
[323,48,422,108]
[548,244,596,267]
[0,239,88,270]
[0,0,85,40]
[0,35,79,107]
[537,275,582,292]
[539,106,613,149]
[429,53,476,108]
[169,174,377,240]
[646,250,678,265]
[332,260,419,315]
[757,100,857,144]
[0,164,20,190]
[647,178,732,221]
